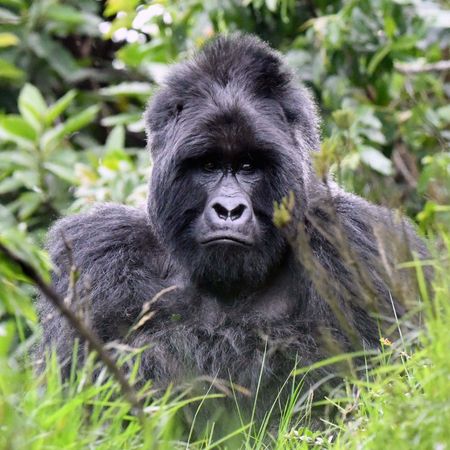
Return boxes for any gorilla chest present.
[149,321,299,390]
[142,291,315,390]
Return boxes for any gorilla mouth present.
[200,234,253,246]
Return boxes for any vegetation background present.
[0,0,449,448]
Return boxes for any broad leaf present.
[0,116,35,150]
[360,146,394,176]
[45,90,77,125]
[18,84,47,131]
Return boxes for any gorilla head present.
[146,34,320,295]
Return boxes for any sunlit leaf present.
[0,322,15,356]
[62,105,100,134]
[99,82,153,97]
[18,84,47,131]
[0,32,19,47]
[0,116,36,150]
[105,0,139,16]
[367,44,392,76]
[45,90,77,125]
[360,146,394,176]
[16,192,44,220]
[45,5,87,25]
[43,162,78,184]
[105,125,125,151]
[0,151,35,169]
[0,177,24,194]
[0,58,24,81]
[0,7,20,24]
[101,112,142,127]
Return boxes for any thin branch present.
[0,242,144,421]
[395,60,450,74]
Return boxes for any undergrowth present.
[0,232,449,449]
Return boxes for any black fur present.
[37,34,428,422]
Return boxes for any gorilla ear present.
[145,90,184,155]
[146,91,182,131]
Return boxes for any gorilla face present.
[191,154,262,247]
[146,34,320,297]
[183,151,288,293]
[149,112,290,296]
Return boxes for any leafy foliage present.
[0,0,449,448]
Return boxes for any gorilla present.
[38,34,428,422]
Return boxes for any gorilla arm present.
[36,204,168,373]
[297,184,430,348]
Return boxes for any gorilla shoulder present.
[47,204,168,298]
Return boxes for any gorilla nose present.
[210,197,251,224]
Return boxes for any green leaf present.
[0,0,23,8]
[116,42,154,67]
[99,82,153,97]
[19,84,47,115]
[265,0,278,12]
[44,5,86,25]
[27,33,81,82]
[384,15,397,39]
[0,116,36,150]
[104,0,139,16]
[18,84,48,131]
[0,7,20,24]
[360,128,387,145]
[333,109,355,129]
[0,322,15,357]
[0,32,19,47]
[16,192,44,220]
[62,105,99,134]
[40,125,65,153]
[45,90,77,125]
[0,58,24,81]
[367,43,392,76]
[143,63,170,85]
[391,35,417,52]
[360,146,394,176]
[101,112,142,127]
[0,176,24,194]
[41,106,99,152]
[103,148,130,169]
[13,170,40,190]
[0,205,16,228]
[437,105,450,124]
[0,151,35,169]
[358,108,383,130]
[0,115,36,141]
[105,125,125,151]
[43,162,78,184]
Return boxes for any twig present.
[0,242,144,421]
[395,60,450,74]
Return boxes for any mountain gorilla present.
[38,34,428,421]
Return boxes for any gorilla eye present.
[239,162,255,173]
[203,161,218,172]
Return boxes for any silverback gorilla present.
[38,34,428,420]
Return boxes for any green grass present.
[1,232,449,450]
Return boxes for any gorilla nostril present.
[212,203,229,220]
[230,204,246,221]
